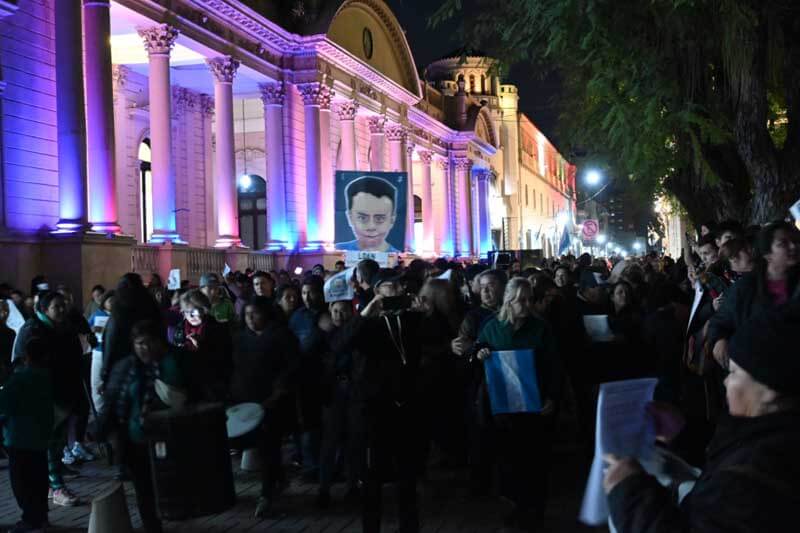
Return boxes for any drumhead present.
[225,402,265,438]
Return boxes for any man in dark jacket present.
[331,270,424,533]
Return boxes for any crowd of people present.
[0,218,798,533]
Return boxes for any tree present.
[432,0,800,225]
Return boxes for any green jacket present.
[211,299,237,325]
[0,367,54,450]
[477,315,562,402]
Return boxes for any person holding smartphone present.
[329,269,424,533]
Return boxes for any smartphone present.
[382,295,411,311]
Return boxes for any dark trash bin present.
[145,402,236,520]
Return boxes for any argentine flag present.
[484,349,542,414]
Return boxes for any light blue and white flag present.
[484,349,542,414]
[558,225,571,256]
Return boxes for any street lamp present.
[238,174,252,190]
[633,241,642,252]
[596,234,607,244]
[585,169,602,186]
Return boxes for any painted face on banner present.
[346,192,396,251]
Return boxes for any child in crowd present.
[0,336,54,533]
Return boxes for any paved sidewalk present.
[0,445,607,533]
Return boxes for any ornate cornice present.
[112,65,129,90]
[335,100,359,121]
[367,115,386,135]
[207,56,240,83]
[138,24,179,56]
[418,150,433,166]
[453,156,473,172]
[297,83,333,110]
[385,124,406,142]
[259,82,285,107]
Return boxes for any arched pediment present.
[326,0,421,97]
[467,105,498,148]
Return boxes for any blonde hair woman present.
[475,277,561,530]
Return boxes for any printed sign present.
[324,267,356,303]
[344,250,392,267]
[335,171,407,253]
[167,269,181,290]
[582,219,599,240]
[484,349,542,415]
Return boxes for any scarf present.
[35,310,54,329]
[116,358,161,426]
[181,320,206,352]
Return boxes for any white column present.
[336,100,358,170]
[386,124,405,172]
[454,156,473,256]
[299,82,334,247]
[207,56,241,248]
[475,169,492,257]
[83,0,120,233]
[418,151,434,253]
[260,82,288,249]
[368,115,386,171]
[139,24,181,243]
[437,157,452,255]
[405,142,415,252]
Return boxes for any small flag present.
[437,269,453,280]
[484,349,542,414]
[558,225,571,256]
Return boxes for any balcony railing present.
[187,248,226,279]
[131,245,159,274]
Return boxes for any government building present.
[0,0,576,299]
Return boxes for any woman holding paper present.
[604,304,800,532]
[474,278,561,532]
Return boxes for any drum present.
[144,402,236,520]
[226,402,265,438]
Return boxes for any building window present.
[525,185,529,206]
[533,189,536,209]
[414,194,423,223]
[540,193,543,214]
[481,74,486,94]
[237,174,267,250]
[469,74,476,93]
[138,138,153,243]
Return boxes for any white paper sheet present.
[167,269,181,290]
[5,299,25,333]
[583,315,614,343]
[579,378,658,526]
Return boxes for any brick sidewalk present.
[0,448,607,532]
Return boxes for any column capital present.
[418,150,433,166]
[137,24,179,56]
[298,82,333,110]
[259,82,285,106]
[454,156,473,172]
[335,100,359,121]
[385,124,406,142]
[207,56,240,84]
[474,168,491,182]
[436,157,450,171]
[367,115,386,134]
[406,143,415,156]
[200,94,215,116]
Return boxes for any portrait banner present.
[335,171,407,253]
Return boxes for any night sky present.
[386,0,565,152]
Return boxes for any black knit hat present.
[728,303,800,396]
